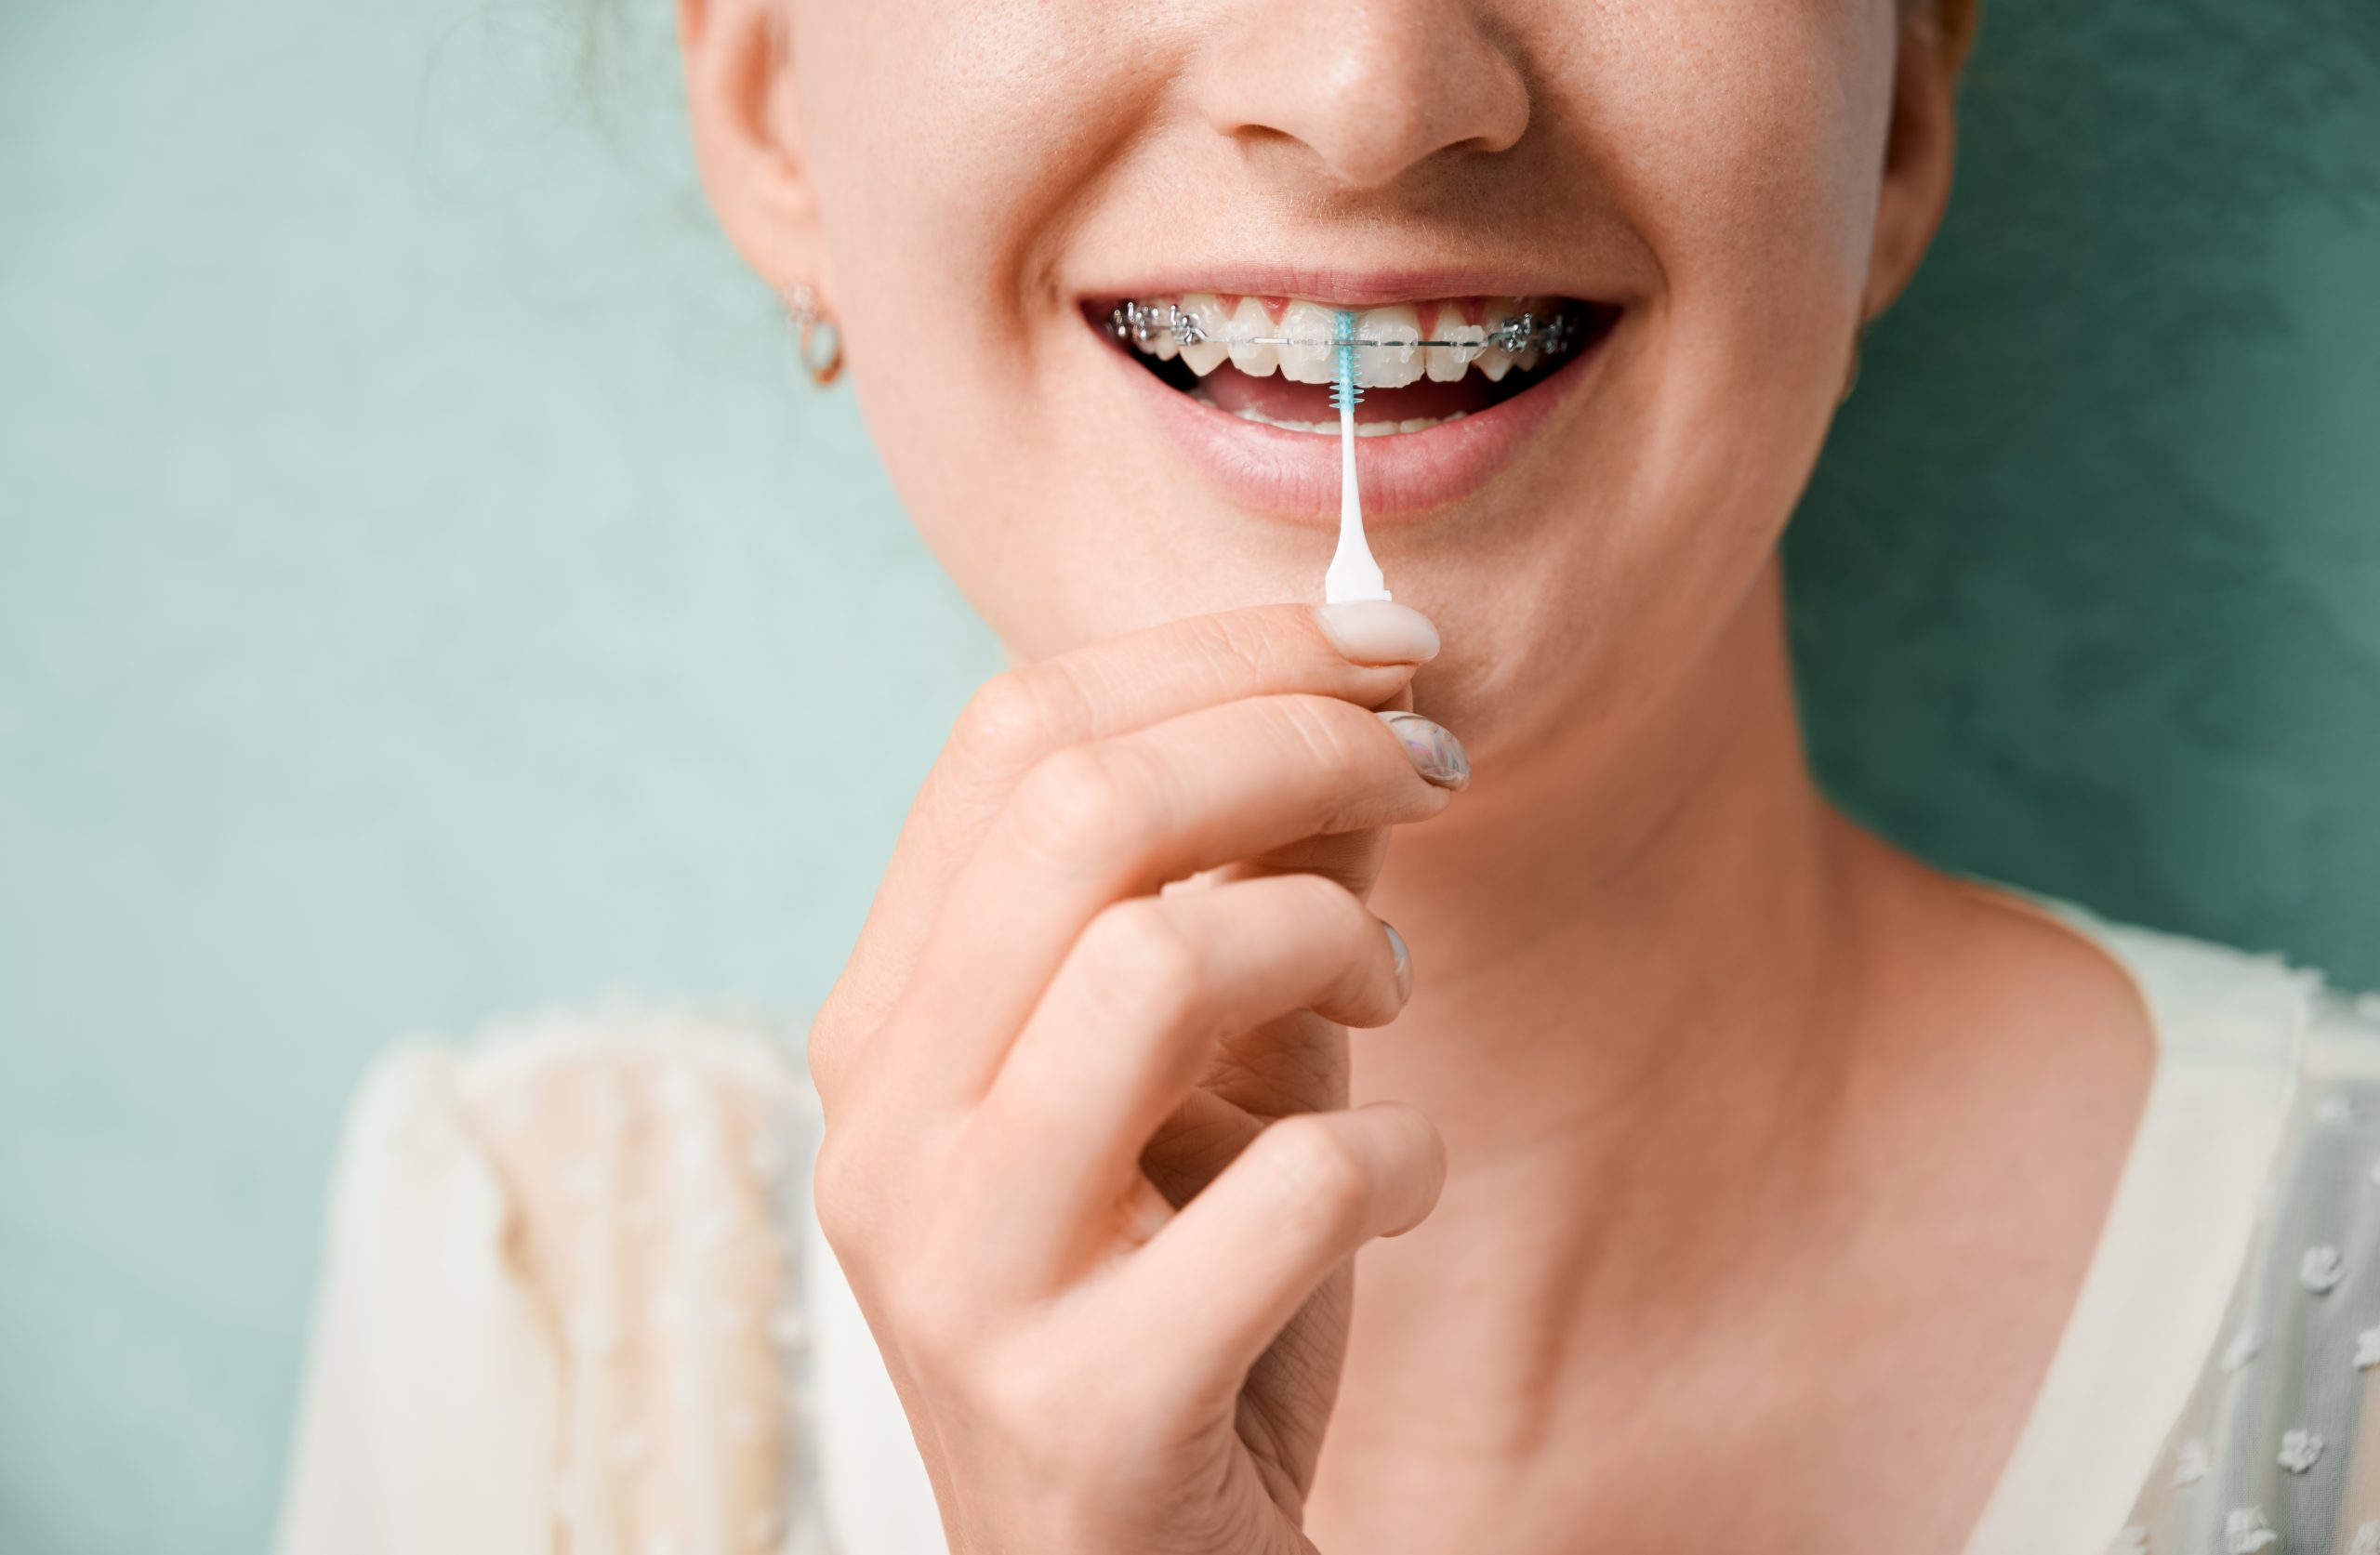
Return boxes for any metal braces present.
[1107,299,1579,359]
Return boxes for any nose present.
[1191,0,1531,191]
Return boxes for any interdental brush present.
[1324,308,1391,605]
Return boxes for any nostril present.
[1188,4,1531,192]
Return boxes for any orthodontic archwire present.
[1112,298,1577,604]
[1325,308,1391,604]
[1107,298,1580,368]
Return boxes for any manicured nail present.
[1382,920,1413,1004]
[1313,600,1441,665]
[1377,711,1469,791]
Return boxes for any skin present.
[679,0,2157,1549]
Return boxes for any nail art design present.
[1378,711,1470,791]
[1382,921,1414,1003]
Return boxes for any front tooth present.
[1224,296,1279,377]
[1175,293,1229,376]
[1474,297,1521,383]
[1426,313,1487,381]
[1353,305,1424,389]
[1276,301,1338,384]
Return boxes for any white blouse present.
[273,887,2380,1555]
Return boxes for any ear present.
[1859,3,1974,322]
[679,0,827,299]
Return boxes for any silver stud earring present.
[783,283,843,388]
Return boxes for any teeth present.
[1119,291,1575,387]
[1353,305,1424,389]
[1276,300,1339,384]
[1194,389,1471,437]
[1174,292,1230,376]
[1223,296,1279,378]
[1426,300,1486,382]
[1474,297,1520,383]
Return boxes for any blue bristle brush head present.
[1330,308,1363,412]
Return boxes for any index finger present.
[821,600,1440,1034]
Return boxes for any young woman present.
[279,2,2380,1551]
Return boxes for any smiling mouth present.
[1096,291,1620,435]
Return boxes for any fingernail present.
[1313,600,1440,665]
[1382,920,1413,1004]
[1378,711,1470,791]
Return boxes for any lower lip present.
[1100,323,1610,524]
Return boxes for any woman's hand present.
[807,601,1466,1555]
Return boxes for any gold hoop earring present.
[1838,318,1867,406]
[783,283,844,388]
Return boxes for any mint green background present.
[0,0,2373,1549]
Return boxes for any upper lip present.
[1079,264,1608,310]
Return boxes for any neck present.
[1348,553,1904,1442]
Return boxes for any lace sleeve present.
[275,1005,830,1555]
[2109,987,2380,1555]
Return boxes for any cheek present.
[1432,2,1897,757]
[1604,0,1893,398]
[1604,1,1888,266]
[795,0,1170,377]
[792,2,1144,629]
[1593,0,1895,558]
[800,2,1111,267]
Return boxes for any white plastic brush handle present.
[1324,392,1391,603]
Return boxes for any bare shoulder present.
[1860,847,2160,1111]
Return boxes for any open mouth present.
[1085,283,1623,521]
[1092,291,1620,436]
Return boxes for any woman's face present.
[687,0,1958,767]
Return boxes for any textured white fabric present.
[276,1012,835,1555]
[2096,995,2380,1555]
[274,891,2380,1555]
[276,1048,560,1555]
[801,1179,945,1554]
[1960,887,2320,1555]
